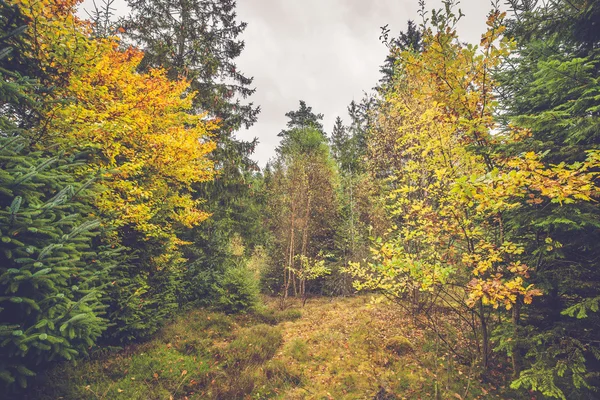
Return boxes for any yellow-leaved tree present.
[347,3,599,371]
[16,0,217,340]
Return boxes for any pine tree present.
[123,0,260,132]
[346,95,375,171]
[329,116,349,166]
[278,100,325,138]
[122,0,264,312]
[0,20,107,386]
[496,1,600,397]
[377,20,423,93]
[0,137,108,389]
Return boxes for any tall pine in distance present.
[329,116,349,166]
[377,19,423,94]
[278,100,325,139]
[121,0,266,309]
[123,0,259,185]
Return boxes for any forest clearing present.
[27,296,508,399]
[1,0,599,399]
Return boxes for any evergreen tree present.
[278,100,325,138]
[266,126,338,300]
[329,116,349,165]
[346,95,376,171]
[377,20,423,93]
[496,1,600,397]
[0,137,108,389]
[123,0,260,132]
[0,20,108,387]
[122,0,263,312]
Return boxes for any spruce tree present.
[377,20,423,93]
[123,0,260,132]
[330,116,350,167]
[0,22,107,386]
[497,1,600,397]
[278,100,325,138]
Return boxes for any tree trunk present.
[479,301,489,370]
[282,203,296,306]
[511,297,522,378]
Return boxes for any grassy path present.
[26,297,504,399]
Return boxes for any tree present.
[123,0,266,313]
[329,116,348,164]
[347,3,599,387]
[124,0,260,132]
[495,1,600,397]
[0,137,108,389]
[377,19,423,92]
[0,13,108,387]
[278,100,325,139]
[266,105,339,302]
[13,0,218,343]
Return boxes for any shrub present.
[214,266,259,313]
[0,136,108,388]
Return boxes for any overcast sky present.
[79,0,497,168]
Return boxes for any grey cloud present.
[235,0,495,167]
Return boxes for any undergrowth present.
[24,297,512,399]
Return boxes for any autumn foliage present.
[2,0,600,398]
[1,0,216,387]
[347,3,599,397]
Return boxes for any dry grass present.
[26,296,506,399]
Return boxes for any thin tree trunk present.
[283,203,296,305]
[299,189,311,299]
[479,301,489,370]
[512,297,522,378]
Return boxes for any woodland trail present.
[28,297,504,399]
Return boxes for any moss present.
[285,338,310,362]
[28,297,505,400]
[385,335,413,356]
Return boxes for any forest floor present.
[27,296,510,399]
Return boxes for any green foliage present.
[497,1,600,397]
[124,0,260,132]
[213,266,260,314]
[510,330,593,400]
[0,17,110,388]
[278,100,325,138]
[101,254,178,343]
[123,0,265,317]
[179,172,270,311]
[0,136,108,388]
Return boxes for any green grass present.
[26,297,509,399]
[252,305,303,325]
[224,324,283,368]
